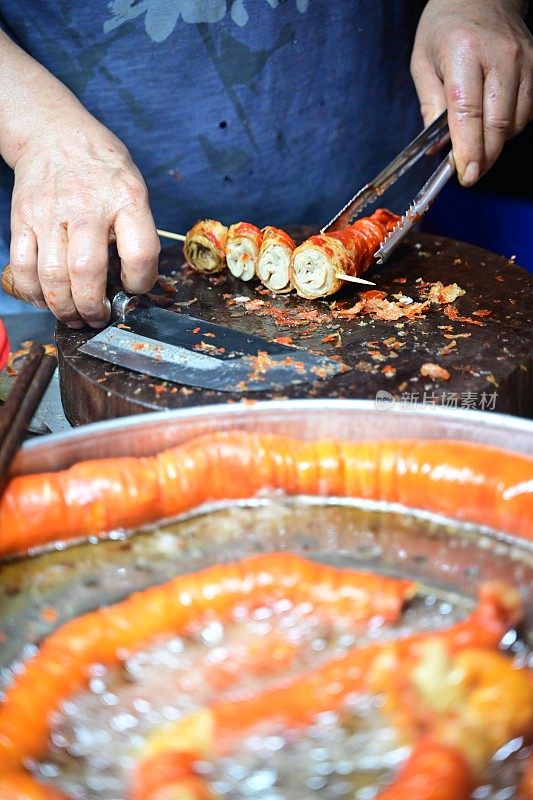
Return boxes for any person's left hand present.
[410,0,533,186]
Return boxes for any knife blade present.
[79,293,348,392]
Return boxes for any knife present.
[1,266,348,392]
[78,292,347,392]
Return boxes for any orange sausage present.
[0,577,520,800]
[329,208,400,278]
[194,582,522,746]
[376,740,474,800]
[1,432,532,556]
[132,751,213,800]
[0,773,67,800]
[0,553,414,768]
[135,584,520,800]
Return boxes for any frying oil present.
[3,500,529,800]
[30,591,530,800]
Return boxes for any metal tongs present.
[321,110,455,264]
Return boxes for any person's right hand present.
[411,0,533,187]
[10,116,160,328]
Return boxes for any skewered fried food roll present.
[256,226,295,293]
[226,222,263,281]
[184,219,228,274]
[290,208,400,299]
[290,233,352,299]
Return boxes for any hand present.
[10,116,160,327]
[411,0,533,186]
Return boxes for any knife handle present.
[105,258,140,319]
[1,263,29,303]
[1,261,137,315]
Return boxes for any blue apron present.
[0,0,428,312]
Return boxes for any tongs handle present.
[322,110,449,233]
[374,151,456,264]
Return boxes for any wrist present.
[0,30,111,169]
[12,105,121,168]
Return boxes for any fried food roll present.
[184,219,228,274]
[290,208,399,299]
[226,222,263,281]
[256,226,295,293]
[290,233,352,299]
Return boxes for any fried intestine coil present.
[256,226,295,293]
[290,208,400,299]
[226,222,263,281]
[290,234,352,299]
[184,219,228,274]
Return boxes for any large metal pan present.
[11,398,533,474]
[3,398,532,648]
[1,400,533,799]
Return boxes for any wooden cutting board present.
[57,231,533,424]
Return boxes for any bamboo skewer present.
[3,226,378,302]
[335,272,376,286]
[156,229,187,242]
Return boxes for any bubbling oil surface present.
[31,590,529,800]
[1,501,529,800]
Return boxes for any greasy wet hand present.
[411,0,533,186]
[10,119,160,327]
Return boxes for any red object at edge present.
[0,319,9,371]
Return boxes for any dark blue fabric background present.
[0,0,430,311]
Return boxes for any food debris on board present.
[321,332,342,348]
[156,275,178,293]
[438,340,457,356]
[444,305,486,327]
[420,363,451,381]
[193,341,226,356]
[334,291,430,322]
[383,337,404,351]
[109,231,517,411]
[146,293,175,308]
[423,281,465,304]
[157,268,487,397]
[228,296,332,328]
[5,341,57,377]
[444,332,471,339]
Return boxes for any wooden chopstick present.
[0,343,57,493]
[0,342,44,441]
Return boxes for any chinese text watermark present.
[375,390,497,411]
